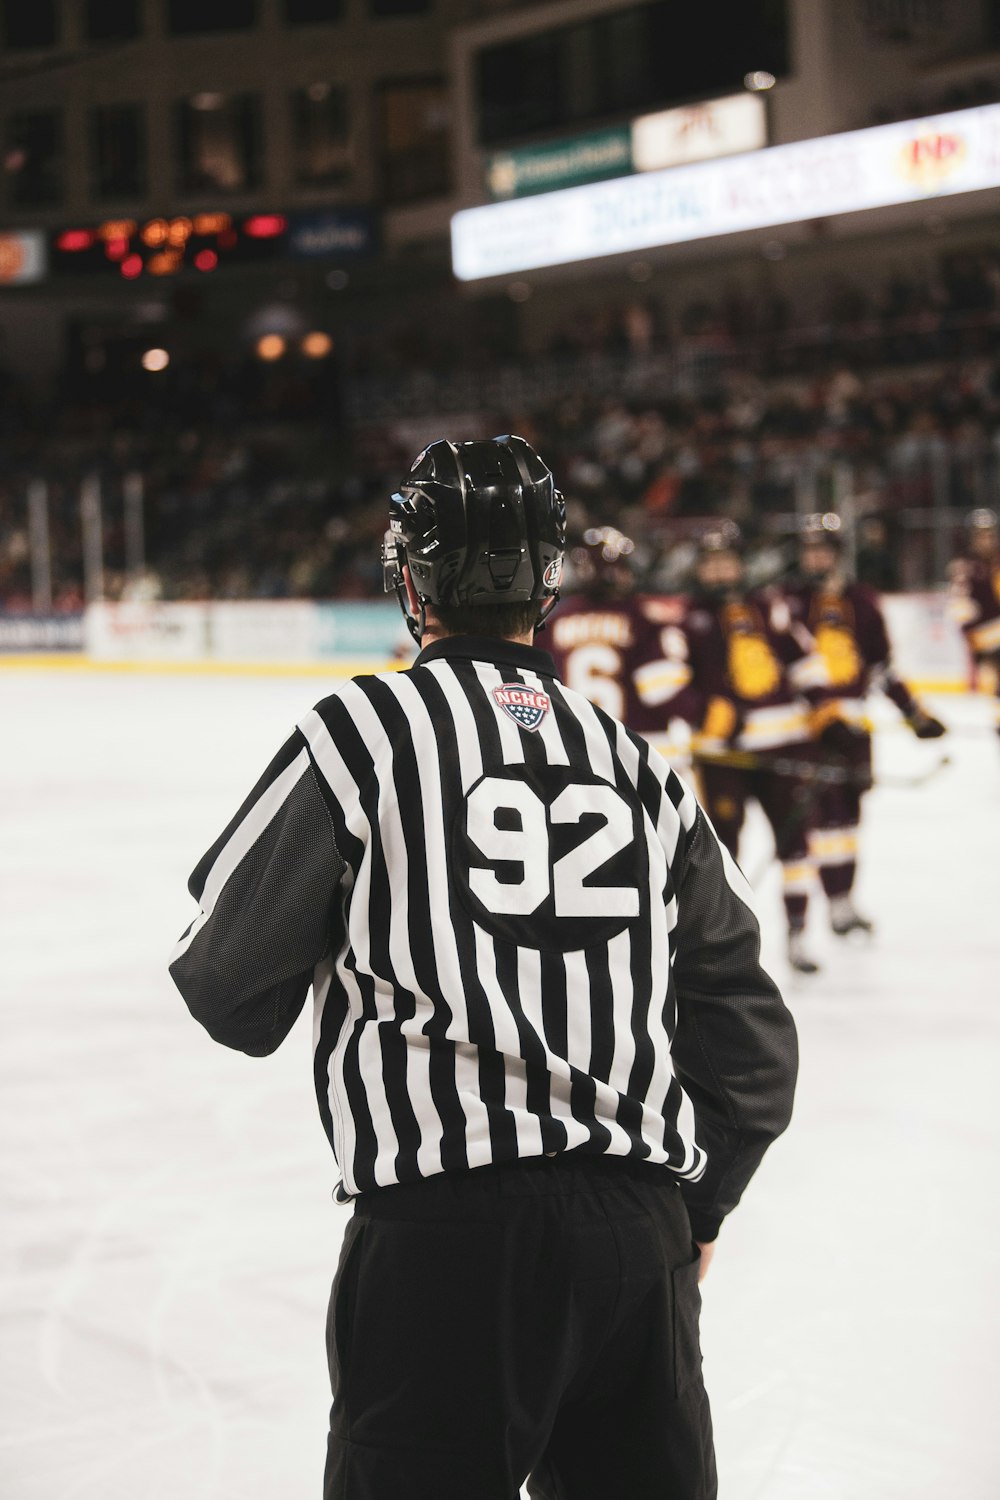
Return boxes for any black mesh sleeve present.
[170,758,346,1057]
[671,808,798,1242]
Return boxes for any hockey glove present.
[906,709,946,740]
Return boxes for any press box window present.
[370,0,430,14]
[167,0,257,34]
[476,0,789,145]
[175,94,262,195]
[1,0,57,47]
[3,111,63,206]
[291,84,352,186]
[283,0,344,20]
[90,104,146,200]
[378,79,450,205]
[85,0,141,40]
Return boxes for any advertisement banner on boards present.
[883,592,970,687]
[86,602,209,659]
[83,600,403,663]
[210,601,316,659]
[314,602,402,658]
[0,614,83,651]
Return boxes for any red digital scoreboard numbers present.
[51,212,288,277]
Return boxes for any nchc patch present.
[492,682,551,732]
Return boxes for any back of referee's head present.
[383,435,566,644]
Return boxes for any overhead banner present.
[452,101,1000,281]
[485,127,632,200]
[0,230,47,285]
[632,93,767,172]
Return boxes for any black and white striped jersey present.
[170,635,797,1241]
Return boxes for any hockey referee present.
[170,435,798,1500]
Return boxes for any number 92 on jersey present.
[451,766,650,952]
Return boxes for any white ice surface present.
[1,669,998,1500]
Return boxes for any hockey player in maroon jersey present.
[784,514,946,937]
[547,526,688,762]
[655,525,831,974]
[949,507,1000,739]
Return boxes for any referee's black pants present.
[324,1153,717,1500]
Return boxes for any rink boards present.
[0,591,975,694]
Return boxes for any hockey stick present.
[692,747,952,790]
[728,753,950,888]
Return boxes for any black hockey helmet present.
[695,520,743,560]
[384,435,566,641]
[692,520,743,598]
[966,506,998,533]
[569,525,636,595]
[800,511,844,547]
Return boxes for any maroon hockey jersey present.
[656,590,827,753]
[783,582,918,722]
[548,593,689,750]
[950,556,1000,659]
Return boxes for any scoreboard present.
[50,208,375,277]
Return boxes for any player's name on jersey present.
[552,612,635,648]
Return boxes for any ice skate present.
[830,896,874,937]
[787,928,820,974]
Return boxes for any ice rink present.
[2,662,998,1500]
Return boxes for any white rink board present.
[80,593,971,689]
[1,668,998,1500]
[882,591,969,688]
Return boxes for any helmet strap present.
[392,573,423,643]
[534,591,561,634]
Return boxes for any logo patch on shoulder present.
[492,683,550,732]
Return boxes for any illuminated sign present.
[485,128,632,201]
[452,102,1000,281]
[632,93,767,172]
[286,208,376,257]
[50,208,373,278]
[0,230,47,285]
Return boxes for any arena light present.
[256,333,286,361]
[56,229,95,252]
[243,214,287,239]
[194,248,218,272]
[147,250,182,276]
[141,219,169,248]
[301,330,333,358]
[98,219,137,241]
[192,212,232,236]
[451,101,1000,282]
[141,348,170,372]
[120,253,143,279]
[744,70,776,91]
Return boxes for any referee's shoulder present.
[294,667,393,747]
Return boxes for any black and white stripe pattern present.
[171,637,796,1239]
